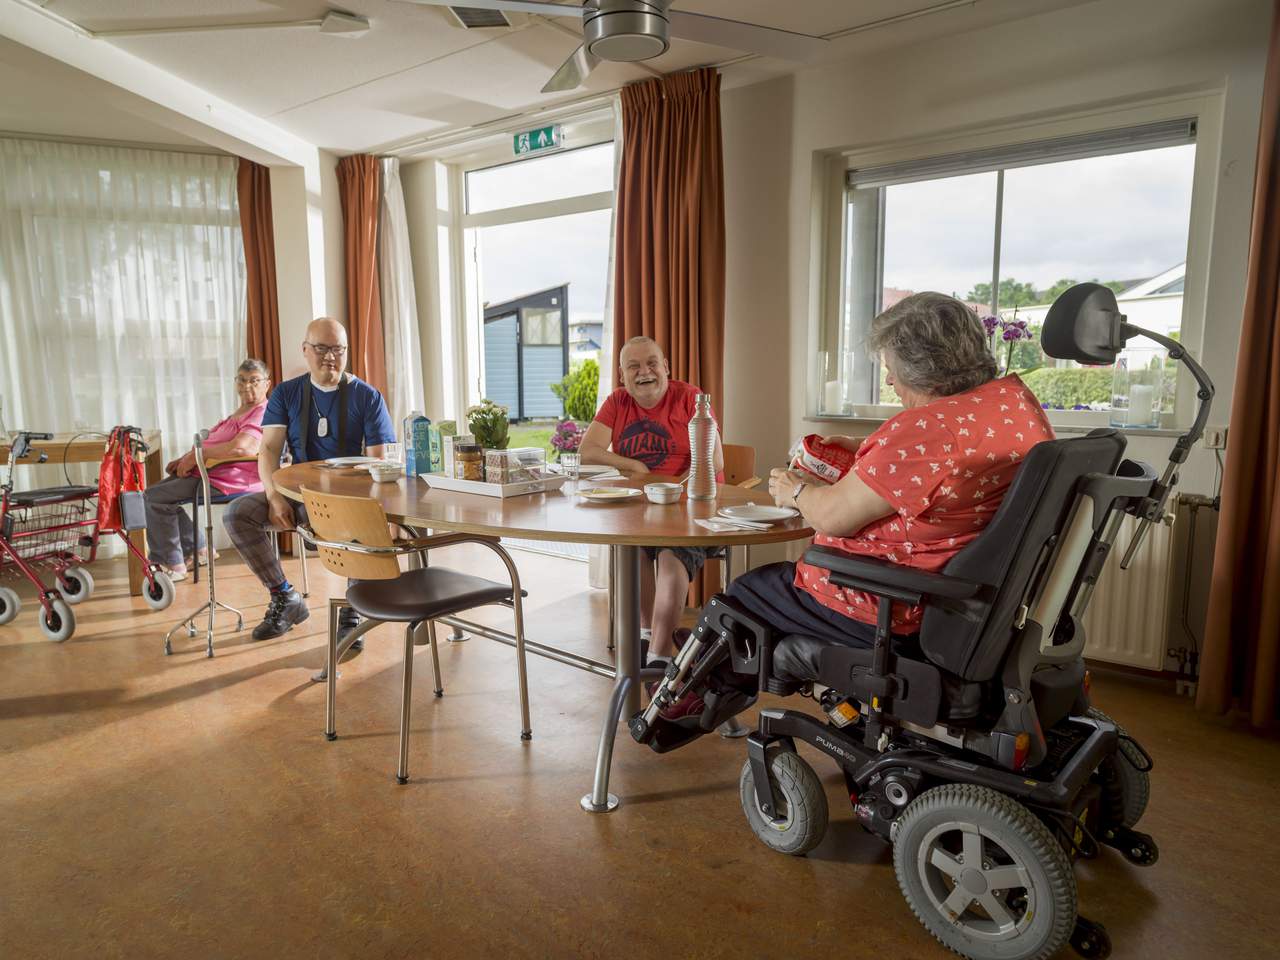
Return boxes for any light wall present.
[719,0,1270,496]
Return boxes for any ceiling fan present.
[399,1,828,92]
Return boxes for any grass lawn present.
[507,423,556,455]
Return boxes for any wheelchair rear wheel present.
[1086,707,1150,827]
[739,748,828,856]
[894,784,1077,960]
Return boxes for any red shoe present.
[659,689,706,722]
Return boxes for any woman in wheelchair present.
[631,285,1197,960]
[656,291,1054,720]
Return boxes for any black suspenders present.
[297,375,350,460]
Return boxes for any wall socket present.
[1204,426,1228,450]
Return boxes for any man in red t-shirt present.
[580,336,724,662]
[667,293,1053,715]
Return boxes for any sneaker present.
[186,548,219,568]
[159,564,188,583]
[251,590,310,641]
[338,609,364,654]
[659,689,706,723]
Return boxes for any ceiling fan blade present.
[396,0,586,19]
[541,44,600,93]
[667,10,827,61]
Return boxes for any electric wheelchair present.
[629,284,1214,960]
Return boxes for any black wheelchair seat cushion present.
[772,634,983,725]
[7,485,97,508]
[345,567,513,623]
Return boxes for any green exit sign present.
[514,124,563,156]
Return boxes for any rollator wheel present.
[39,598,76,643]
[739,748,828,856]
[0,586,20,626]
[57,567,95,606]
[142,570,176,612]
[894,784,1077,960]
[1087,707,1150,827]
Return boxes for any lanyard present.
[298,375,349,458]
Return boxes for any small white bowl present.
[368,463,403,483]
[644,482,683,504]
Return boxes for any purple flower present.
[1072,404,1090,410]
[982,315,1000,335]
[550,419,584,453]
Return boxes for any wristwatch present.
[792,481,808,509]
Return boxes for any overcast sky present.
[469,141,1195,326]
[882,144,1196,299]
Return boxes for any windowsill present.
[803,414,1189,439]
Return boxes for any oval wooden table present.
[272,462,813,812]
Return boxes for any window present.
[821,118,1198,420]
[462,139,614,423]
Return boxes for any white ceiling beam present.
[0,0,320,167]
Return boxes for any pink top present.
[206,401,267,495]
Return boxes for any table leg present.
[581,544,644,813]
[129,446,164,596]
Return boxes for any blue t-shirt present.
[263,373,396,463]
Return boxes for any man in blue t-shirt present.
[224,317,396,642]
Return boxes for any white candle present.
[824,379,843,415]
[1128,383,1154,426]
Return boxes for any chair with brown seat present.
[298,486,531,784]
[722,443,762,491]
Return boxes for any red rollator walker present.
[0,427,175,642]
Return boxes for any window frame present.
[444,115,615,411]
[809,93,1223,431]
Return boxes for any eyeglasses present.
[305,342,348,359]
[236,377,268,386]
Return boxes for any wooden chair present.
[722,443,762,490]
[298,487,531,784]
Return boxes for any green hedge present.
[551,359,600,422]
[1021,367,1113,408]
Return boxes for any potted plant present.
[467,399,510,450]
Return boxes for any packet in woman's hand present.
[788,434,856,484]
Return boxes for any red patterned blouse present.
[794,374,1054,633]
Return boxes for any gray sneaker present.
[251,590,310,641]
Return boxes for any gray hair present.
[238,358,270,380]
[869,292,998,397]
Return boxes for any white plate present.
[578,487,644,502]
[576,463,619,477]
[719,504,798,523]
[324,456,380,467]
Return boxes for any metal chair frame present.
[296,515,531,785]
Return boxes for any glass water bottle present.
[687,394,717,501]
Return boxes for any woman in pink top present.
[143,359,271,581]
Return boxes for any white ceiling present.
[0,35,208,147]
[7,1,1091,155]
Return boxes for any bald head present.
[302,316,349,385]
[618,335,670,408]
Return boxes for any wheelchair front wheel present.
[1087,707,1150,827]
[894,784,1077,960]
[739,748,828,856]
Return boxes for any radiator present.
[1082,511,1175,670]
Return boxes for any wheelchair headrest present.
[1041,282,1126,364]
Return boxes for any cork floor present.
[2,547,1278,960]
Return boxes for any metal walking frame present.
[164,431,245,657]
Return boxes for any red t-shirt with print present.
[594,379,722,478]
[794,374,1054,633]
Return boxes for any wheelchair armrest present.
[803,545,985,604]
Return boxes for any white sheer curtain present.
[379,157,424,427]
[0,137,245,466]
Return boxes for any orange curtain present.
[336,154,387,395]
[1197,0,1280,728]
[614,67,726,602]
[236,158,282,383]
